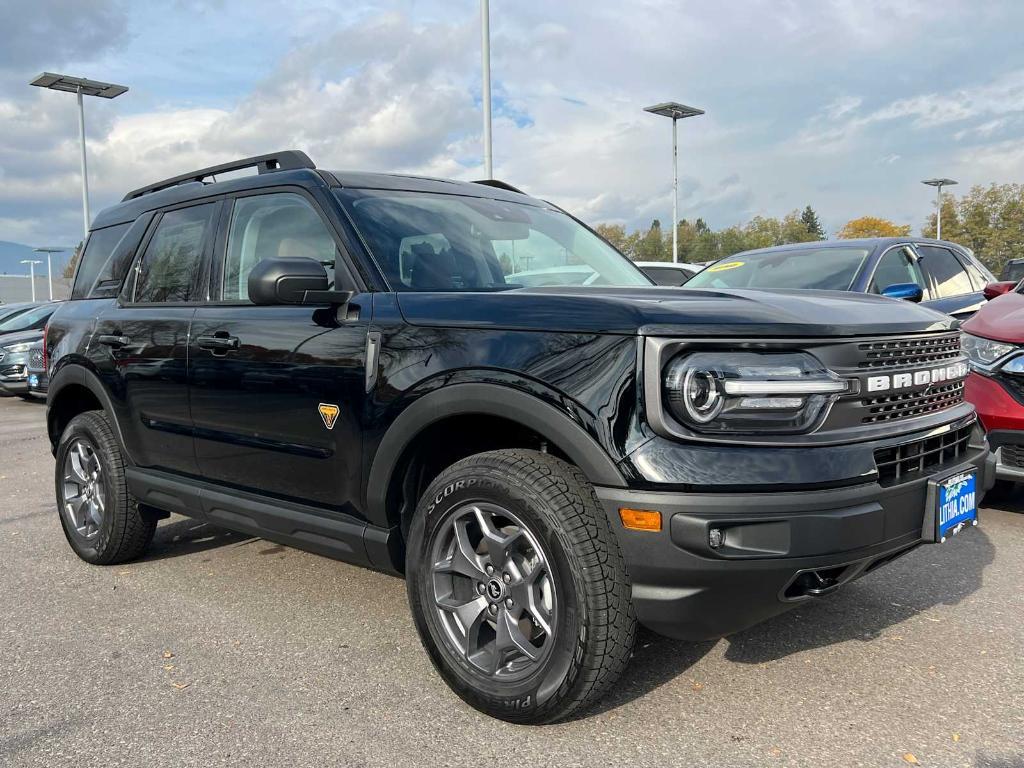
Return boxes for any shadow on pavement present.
[140,517,252,562]
[723,526,995,664]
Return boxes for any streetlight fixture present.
[480,0,493,179]
[30,72,129,238]
[34,247,65,301]
[644,102,705,263]
[20,260,43,302]
[922,178,958,240]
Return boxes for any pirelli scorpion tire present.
[55,410,156,565]
[406,449,636,724]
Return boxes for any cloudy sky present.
[2,0,1024,247]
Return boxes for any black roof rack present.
[121,150,315,202]
[472,179,525,195]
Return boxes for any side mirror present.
[247,257,351,305]
[983,280,1018,300]
[880,282,923,303]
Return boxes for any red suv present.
[962,280,1024,493]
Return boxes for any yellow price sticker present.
[707,260,745,273]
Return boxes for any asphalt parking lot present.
[1,395,1022,768]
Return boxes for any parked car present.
[1000,258,1024,283]
[0,330,44,399]
[0,302,37,325]
[634,261,701,286]
[45,150,991,724]
[25,340,47,398]
[961,283,1024,495]
[686,238,995,319]
[0,302,57,339]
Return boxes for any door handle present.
[196,334,240,353]
[97,334,130,348]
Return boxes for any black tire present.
[406,449,636,724]
[55,410,156,564]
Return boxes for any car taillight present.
[42,324,48,374]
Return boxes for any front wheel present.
[406,450,636,723]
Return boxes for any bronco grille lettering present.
[866,361,968,394]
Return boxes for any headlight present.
[961,332,1015,369]
[2,342,32,354]
[663,351,849,434]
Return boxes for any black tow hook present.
[789,569,842,598]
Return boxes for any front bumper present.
[0,364,28,394]
[596,432,994,641]
[965,371,1024,481]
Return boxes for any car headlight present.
[663,351,849,434]
[961,332,1016,369]
[2,342,32,354]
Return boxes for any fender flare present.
[365,382,626,528]
[47,364,129,458]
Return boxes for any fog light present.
[709,528,724,548]
[619,508,662,531]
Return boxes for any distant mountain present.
[0,241,75,277]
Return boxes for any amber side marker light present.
[619,508,662,532]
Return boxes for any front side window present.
[133,204,217,303]
[869,246,925,294]
[223,193,338,301]
[335,189,651,291]
[916,245,974,298]
[685,247,870,291]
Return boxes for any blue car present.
[685,238,996,319]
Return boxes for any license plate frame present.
[922,467,979,543]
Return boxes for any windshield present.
[0,304,53,333]
[685,247,871,291]
[335,189,651,291]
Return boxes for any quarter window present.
[133,204,218,303]
[916,245,974,298]
[71,223,130,299]
[223,193,337,301]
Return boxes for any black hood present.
[396,286,954,337]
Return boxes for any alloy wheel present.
[61,439,106,540]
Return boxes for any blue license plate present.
[936,470,977,542]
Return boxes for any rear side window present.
[959,253,992,290]
[133,204,218,303]
[71,223,130,299]
[916,245,974,298]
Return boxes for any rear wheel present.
[406,449,636,723]
[55,411,156,564]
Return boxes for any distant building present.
[0,275,71,303]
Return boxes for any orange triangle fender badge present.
[318,403,340,430]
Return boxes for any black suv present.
[45,151,994,723]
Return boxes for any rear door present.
[914,243,985,318]
[188,188,370,513]
[91,200,220,474]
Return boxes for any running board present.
[124,467,400,574]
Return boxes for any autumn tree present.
[63,241,83,279]
[837,216,911,239]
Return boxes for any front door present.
[188,190,369,513]
[90,200,221,475]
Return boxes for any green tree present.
[921,184,1024,276]
[800,205,826,239]
[636,219,667,262]
[63,241,83,279]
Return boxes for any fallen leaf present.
[952,734,961,743]
[769,747,782,757]
[162,651,175,659]
[691,681,704,692]
[163,664,175,671]
[171,682,191,690]
[903,753,919,765]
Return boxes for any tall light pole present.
[30,73,129,238]
[644,102,704,263]
[20,260,43,302]
[922,178,958,240]
[480,0,493,179]
[34,247,65,301]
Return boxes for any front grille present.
[861,381,965,423]
[856,332,961,369]
[28,348,43,368]
[993,372,1024,404]
[0,350,5,363]
[1001,444,1024,469]
[874,423,972,485]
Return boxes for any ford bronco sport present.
[45,151,994,723]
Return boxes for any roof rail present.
[121,150,316,202]
[472,179,526,195]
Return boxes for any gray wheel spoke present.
[437,594,488,655]
[472,505,523,566]
[434,520,487,579]
[495,610,540,663]
[69,449,89,482]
